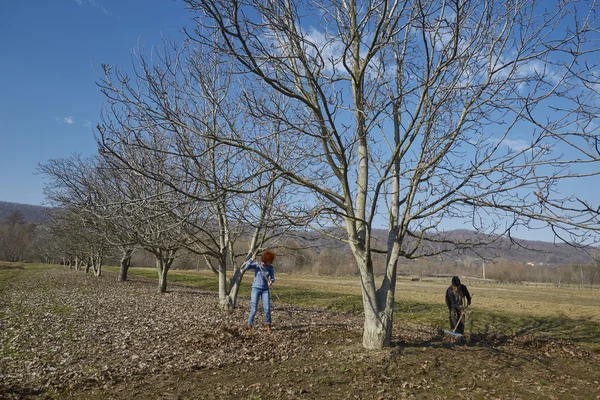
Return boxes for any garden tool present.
[256,260,295,322]
[443,294,473,338]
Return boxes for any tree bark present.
[119,248,133,282]
[93,254,102,277]
[217,260,229,309]
[156,254,174,294]
[224,266,247,309]
[354,239,400,349]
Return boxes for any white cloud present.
[74,0,109,16]
[485,137,530,152]
[501,139,530,152]
[63,117,75,124]
[83,119,92,128]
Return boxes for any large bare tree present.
[528,40,600,241]
[184,0,600,349]
[96,39,311,307]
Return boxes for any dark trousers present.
[449,309,464,334]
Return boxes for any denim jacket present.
[244,261,275,290]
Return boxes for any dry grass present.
[271,272,600,320]
[156,269,600,350]
[0,261,25,270]
[2,265,600,400]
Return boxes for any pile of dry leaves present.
[1,267,598,400]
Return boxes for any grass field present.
[107,266,600,351]
[2,264,599,399]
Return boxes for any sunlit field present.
[2,264,599,399]
[109,266,600,351]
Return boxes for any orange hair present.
[261,250,276,265]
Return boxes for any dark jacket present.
[445,284,471,311]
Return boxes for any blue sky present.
[0,0,191,206]
[1,1,598,244]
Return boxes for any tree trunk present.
[218,260,230,309]
[226,267,246,309]
[158,266,168,293]
[362,307,394,350]
[356,260,388,349]
[119,248,133,282]
[92,250,102,277]
[354,244,399,350]
[93,257,102,277]
[156,254,174,294]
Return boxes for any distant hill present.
[0,200,594,266]
[293,227,595,267]
[0,201,50,224]
[369,228,595,266]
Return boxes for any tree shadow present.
[389,304,600,356]
[0,386,46,399]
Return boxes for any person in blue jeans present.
[244,250,276,333]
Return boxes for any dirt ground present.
[1,267,599,399]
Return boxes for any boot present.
[247,325,253,333]
[265,324,272,334]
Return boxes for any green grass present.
[141,267,600,348]
[49,304,76,315]
[0,269,22,289]
[7,264,600,351]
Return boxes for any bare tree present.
[184,0,600,348]
[0,211,36,262]
[39,156,111,276]
[525,29,600,243]
[38,152,190,288]
[96,39,311,307]
[85,164,139,282]
[97,144,200,294]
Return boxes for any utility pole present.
[482,260,486,280]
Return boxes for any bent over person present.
[243,250,276,334]
[445,276,471,334]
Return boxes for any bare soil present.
[1,267,599,400]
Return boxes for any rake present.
[256,262,295,322]
[443,300,472,338]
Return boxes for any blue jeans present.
[247,287,271,326]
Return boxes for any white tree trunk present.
[354,240,400,349]
[218,260,229,309]
[224,266,247,309]
[92,249,102,277]
[363,309,393,350]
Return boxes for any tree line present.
[3,212,599,288]
[0,211,36,263]
[29,0,600,350]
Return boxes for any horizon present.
[0,199,589,246]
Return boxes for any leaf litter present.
[1,267,599,399]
